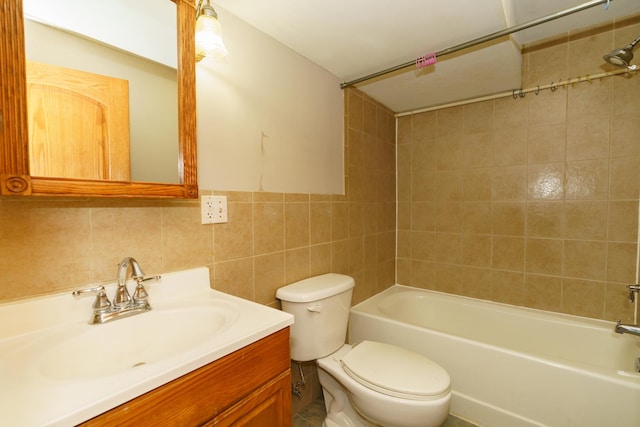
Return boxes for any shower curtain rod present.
[394,66,635,117]
[340,0,613,89]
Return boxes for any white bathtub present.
[349,285,640,427]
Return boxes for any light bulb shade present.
[195,13,228,58]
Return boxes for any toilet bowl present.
[318,343,451,427]
[276,273,452,427]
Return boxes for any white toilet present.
[276,273,451,427]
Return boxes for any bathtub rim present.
[352,284,623,332]
[350,284,640,385]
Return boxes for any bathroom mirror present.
[0,0,198,198]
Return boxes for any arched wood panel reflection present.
[27,61,131,181]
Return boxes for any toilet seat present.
[340,341,450,401]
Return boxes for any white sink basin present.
[37,302,239,379]
[0,267,294,427]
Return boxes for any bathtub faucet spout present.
[615,320,640,337]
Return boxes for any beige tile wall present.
[0,91,395,308]
[397,16,640,322]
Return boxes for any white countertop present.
[0,267,293,426]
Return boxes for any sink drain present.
[131,362,146,368]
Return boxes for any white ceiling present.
[213,0,639,113]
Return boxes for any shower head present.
[603,35,640,67]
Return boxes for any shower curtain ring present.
[550,82,557,92]
[535,86,540,95]
[512,89,518,99]
[519,89,525,98]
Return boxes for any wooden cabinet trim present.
[0,0,198,199]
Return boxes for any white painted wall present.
[195,5,344,194]
[23,0,176,69]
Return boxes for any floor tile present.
[292,399,478,427]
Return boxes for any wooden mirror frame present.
[0,0,198,198]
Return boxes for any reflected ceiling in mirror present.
[23,0,179,184]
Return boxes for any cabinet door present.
[207,371,292,427]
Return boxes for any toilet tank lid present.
[276,273,355,302]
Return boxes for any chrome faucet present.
[73,257,160,324]
[626,284,640,303]
[613,284,640,337]
[615,321,640,337]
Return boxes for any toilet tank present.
[276,273,355,362]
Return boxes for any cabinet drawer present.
[206,371,291,427]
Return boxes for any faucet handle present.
[92,290,112,313]
[72,285,111,313]
[627,284,640,303]
[132,275,160,307]
[134,274,161,284]
[132,282,150,305]
[72,285,105,297]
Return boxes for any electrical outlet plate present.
[201,195,228,224]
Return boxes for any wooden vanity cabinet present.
[80,328,292,427]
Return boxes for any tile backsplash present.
[0,91,396,309]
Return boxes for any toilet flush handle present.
[307,304,322,313]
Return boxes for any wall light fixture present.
[195,0,227,62]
